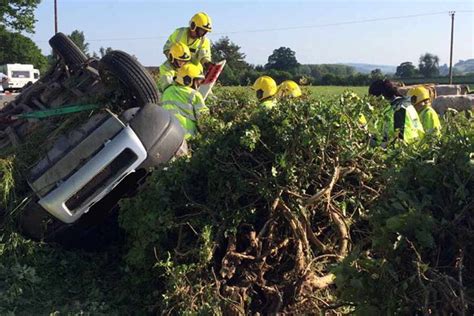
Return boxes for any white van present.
[0,64,40,91]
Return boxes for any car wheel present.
[49,32,88,71]
[100,50,159,107]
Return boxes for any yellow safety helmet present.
[407,86,430,105]
[175,63,205,87]
[190,12,212,32]
[252,76,277,101]
[278,80,302,98]
[168,42,191,64]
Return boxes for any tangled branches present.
[120,95,385,313]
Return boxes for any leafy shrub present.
[335,112,474,314]
[119,91,388,313]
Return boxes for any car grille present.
[65,148,138,211]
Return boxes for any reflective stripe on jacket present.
[161,84,208,139]
[260,99,277,110]
[379,97,425,144]
[163,27,211,65]
[419,105,441,137]
[158,61,176,92]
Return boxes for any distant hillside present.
[454,59,474,74]
[439,59,474,76]
[339,63,397,75]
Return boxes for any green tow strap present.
[13,103,101,120]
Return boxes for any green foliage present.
[0,232,132,315]
[396,61,418,78]
[119,90,386,313]
[0,27,48,73]
[335,112,474,314]
[100,47,113,57]
[0,0,41,33]
[212,36,251,85]
[0,158,14,208]
[370,68,383,80]
[68,30,90,56]
[419,52,440,78]
[265,46,299,71]
[0,85,472,313]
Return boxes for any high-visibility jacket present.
[378,97,425,144]
[158,61,176,92]
[158,62,204,92]
[163,27,211,65]
[418,105,441,137]
[161,84,208,139]
[260,98,277,110]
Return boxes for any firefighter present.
[158,42,192,92]
[252,76,278,109]
[407,86,441,137]
[161,63,208,139]
[163,12,212,69]
[278,80,302,99]
[368,79,425,145]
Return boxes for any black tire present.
[100,50,159,107]
[49,32,87,70]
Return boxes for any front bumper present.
[37,126,147,223]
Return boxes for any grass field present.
[307,86,368,97]
[214,85,369,99]
[217,84,471,99]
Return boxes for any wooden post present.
[54,0,58,34]
[448,11,455,84]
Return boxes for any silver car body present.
[27,111,147,223]
[37,125,147,223]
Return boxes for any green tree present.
[212,37,250,85]
[68,30,89,56]
[395,62,417,78]
[212,37,249,71]
[99,46,113,58]
[265,47,299,72]
[0,27,48,73]
[370,68,384,80]
[418,53,440,78]
[0,0,41,33]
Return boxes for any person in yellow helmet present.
[161,63,208,139]
[158,42,192,92]
[163,12,213,69]
[278,80,302,99]
[252,76,278,109]
[407,86,441,137]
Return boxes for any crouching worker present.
[158,42,193,92]
[368,79,425,145]
[161,63,208,140]
[252,76,278,109]
[407,86,441,138]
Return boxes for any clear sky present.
[30,0,473,67]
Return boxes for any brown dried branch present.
[279,202,310,254]
[328,204,350,257]
[301,214,328,253]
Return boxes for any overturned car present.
[0,33,186,244]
